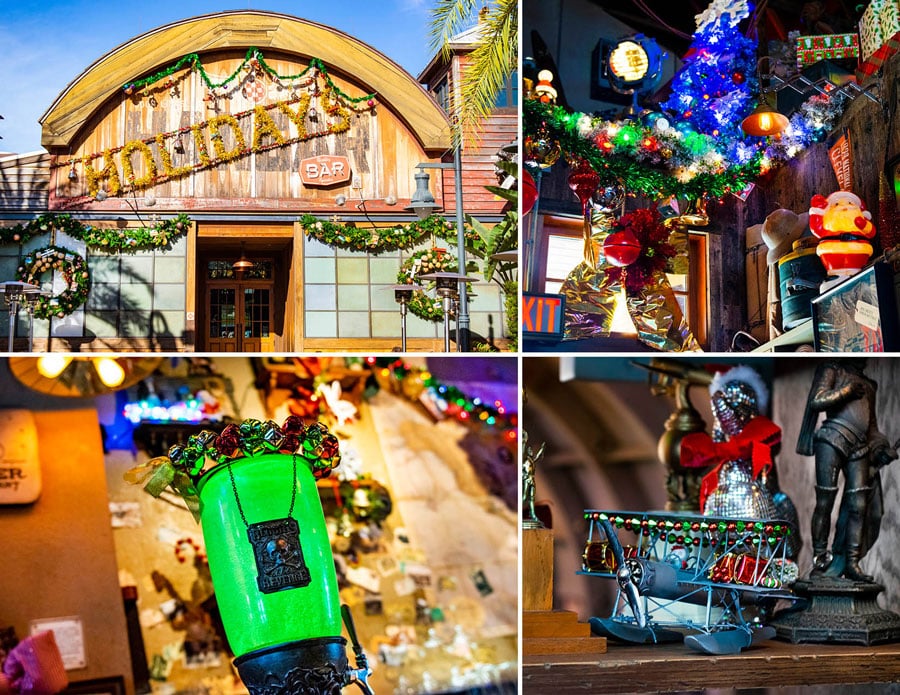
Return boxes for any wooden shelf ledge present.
[523,639,900,693]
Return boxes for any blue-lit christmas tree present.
[661,0,758,164]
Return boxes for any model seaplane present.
[580,509,801,655]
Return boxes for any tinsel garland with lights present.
[122,50,377,108]
[524,0,852,202]
[367,358,517,445]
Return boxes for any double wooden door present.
[205,262,275,352]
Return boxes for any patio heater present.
[419,272,477,353]
[386,283,424,352]
[0,281,43,352]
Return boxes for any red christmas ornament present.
[732,70,746,84]
[521,169,538,216]
[567,159,601,209]
[603,229,642,267]
[641,136,658,152]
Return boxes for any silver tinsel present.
[705,372,778,519]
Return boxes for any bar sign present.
[522,293,565,338]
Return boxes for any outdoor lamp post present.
[405,155,471,352]
[0,281,43,352]
[387,283,424,352]
[419,272,477,353]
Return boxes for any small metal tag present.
[247,517,311,594]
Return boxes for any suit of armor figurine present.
[797,359,897,582]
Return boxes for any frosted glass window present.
[305,285,336,311]
[338,285,370,311]
[305,311,337,337]
[338,311,371,337]
[305,258,336,283]
[337,258,369,284]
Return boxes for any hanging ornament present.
[603,229,642,267]
[568,159,602,267]
[732,70,746,84]
[591,181,626,213]
[523,123,560,170]
[521,169,538,216]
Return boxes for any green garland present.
[124,50,376,107]
[299,213,484,254]
[17,245,91,320]
[0,213,191,253]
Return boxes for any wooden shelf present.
[752,318,815,352]
[523,639,900,693]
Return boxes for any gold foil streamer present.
[560,261,616,339]
[560,215,700,351]
[561,229,615,339]
[625,273,701,352]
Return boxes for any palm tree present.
[429,0,517,143]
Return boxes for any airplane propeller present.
[600,519,647,628]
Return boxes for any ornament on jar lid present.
[533,70,558,104]
[809,190,875,280]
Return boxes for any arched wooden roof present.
[40,10,451,153]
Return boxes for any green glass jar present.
[197,452,341,657]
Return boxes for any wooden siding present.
[48,49,445,213]
[40,11,450,154]
[441,113,518,216]
[0,152,50,212]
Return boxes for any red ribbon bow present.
[680,416,781,511]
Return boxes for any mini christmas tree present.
[661,0,758,164]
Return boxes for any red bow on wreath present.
[680,416,781,511]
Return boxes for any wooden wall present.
[711,52,900,348]
[0,367,132,693]
[0,152,49,213]
[49,50,441,213]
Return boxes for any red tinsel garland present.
[605,207,675,292]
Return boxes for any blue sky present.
[0,1,440,154]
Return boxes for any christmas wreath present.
[397,248,454,322]
[604,207,676,292]
[17,245,91,320]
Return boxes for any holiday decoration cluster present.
[127,416,342,519]
[525,0,852,200]
[53,49,377,198]
[370,358,517,444]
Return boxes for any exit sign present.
[522,293,565,339]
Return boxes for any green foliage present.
[430,0,518,144]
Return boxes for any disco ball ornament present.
[603,228,642,267]
[523,134,560,170]
[590,181,626,213]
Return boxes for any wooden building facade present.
[0,11,511,352]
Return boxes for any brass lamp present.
[741,100,789,137]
